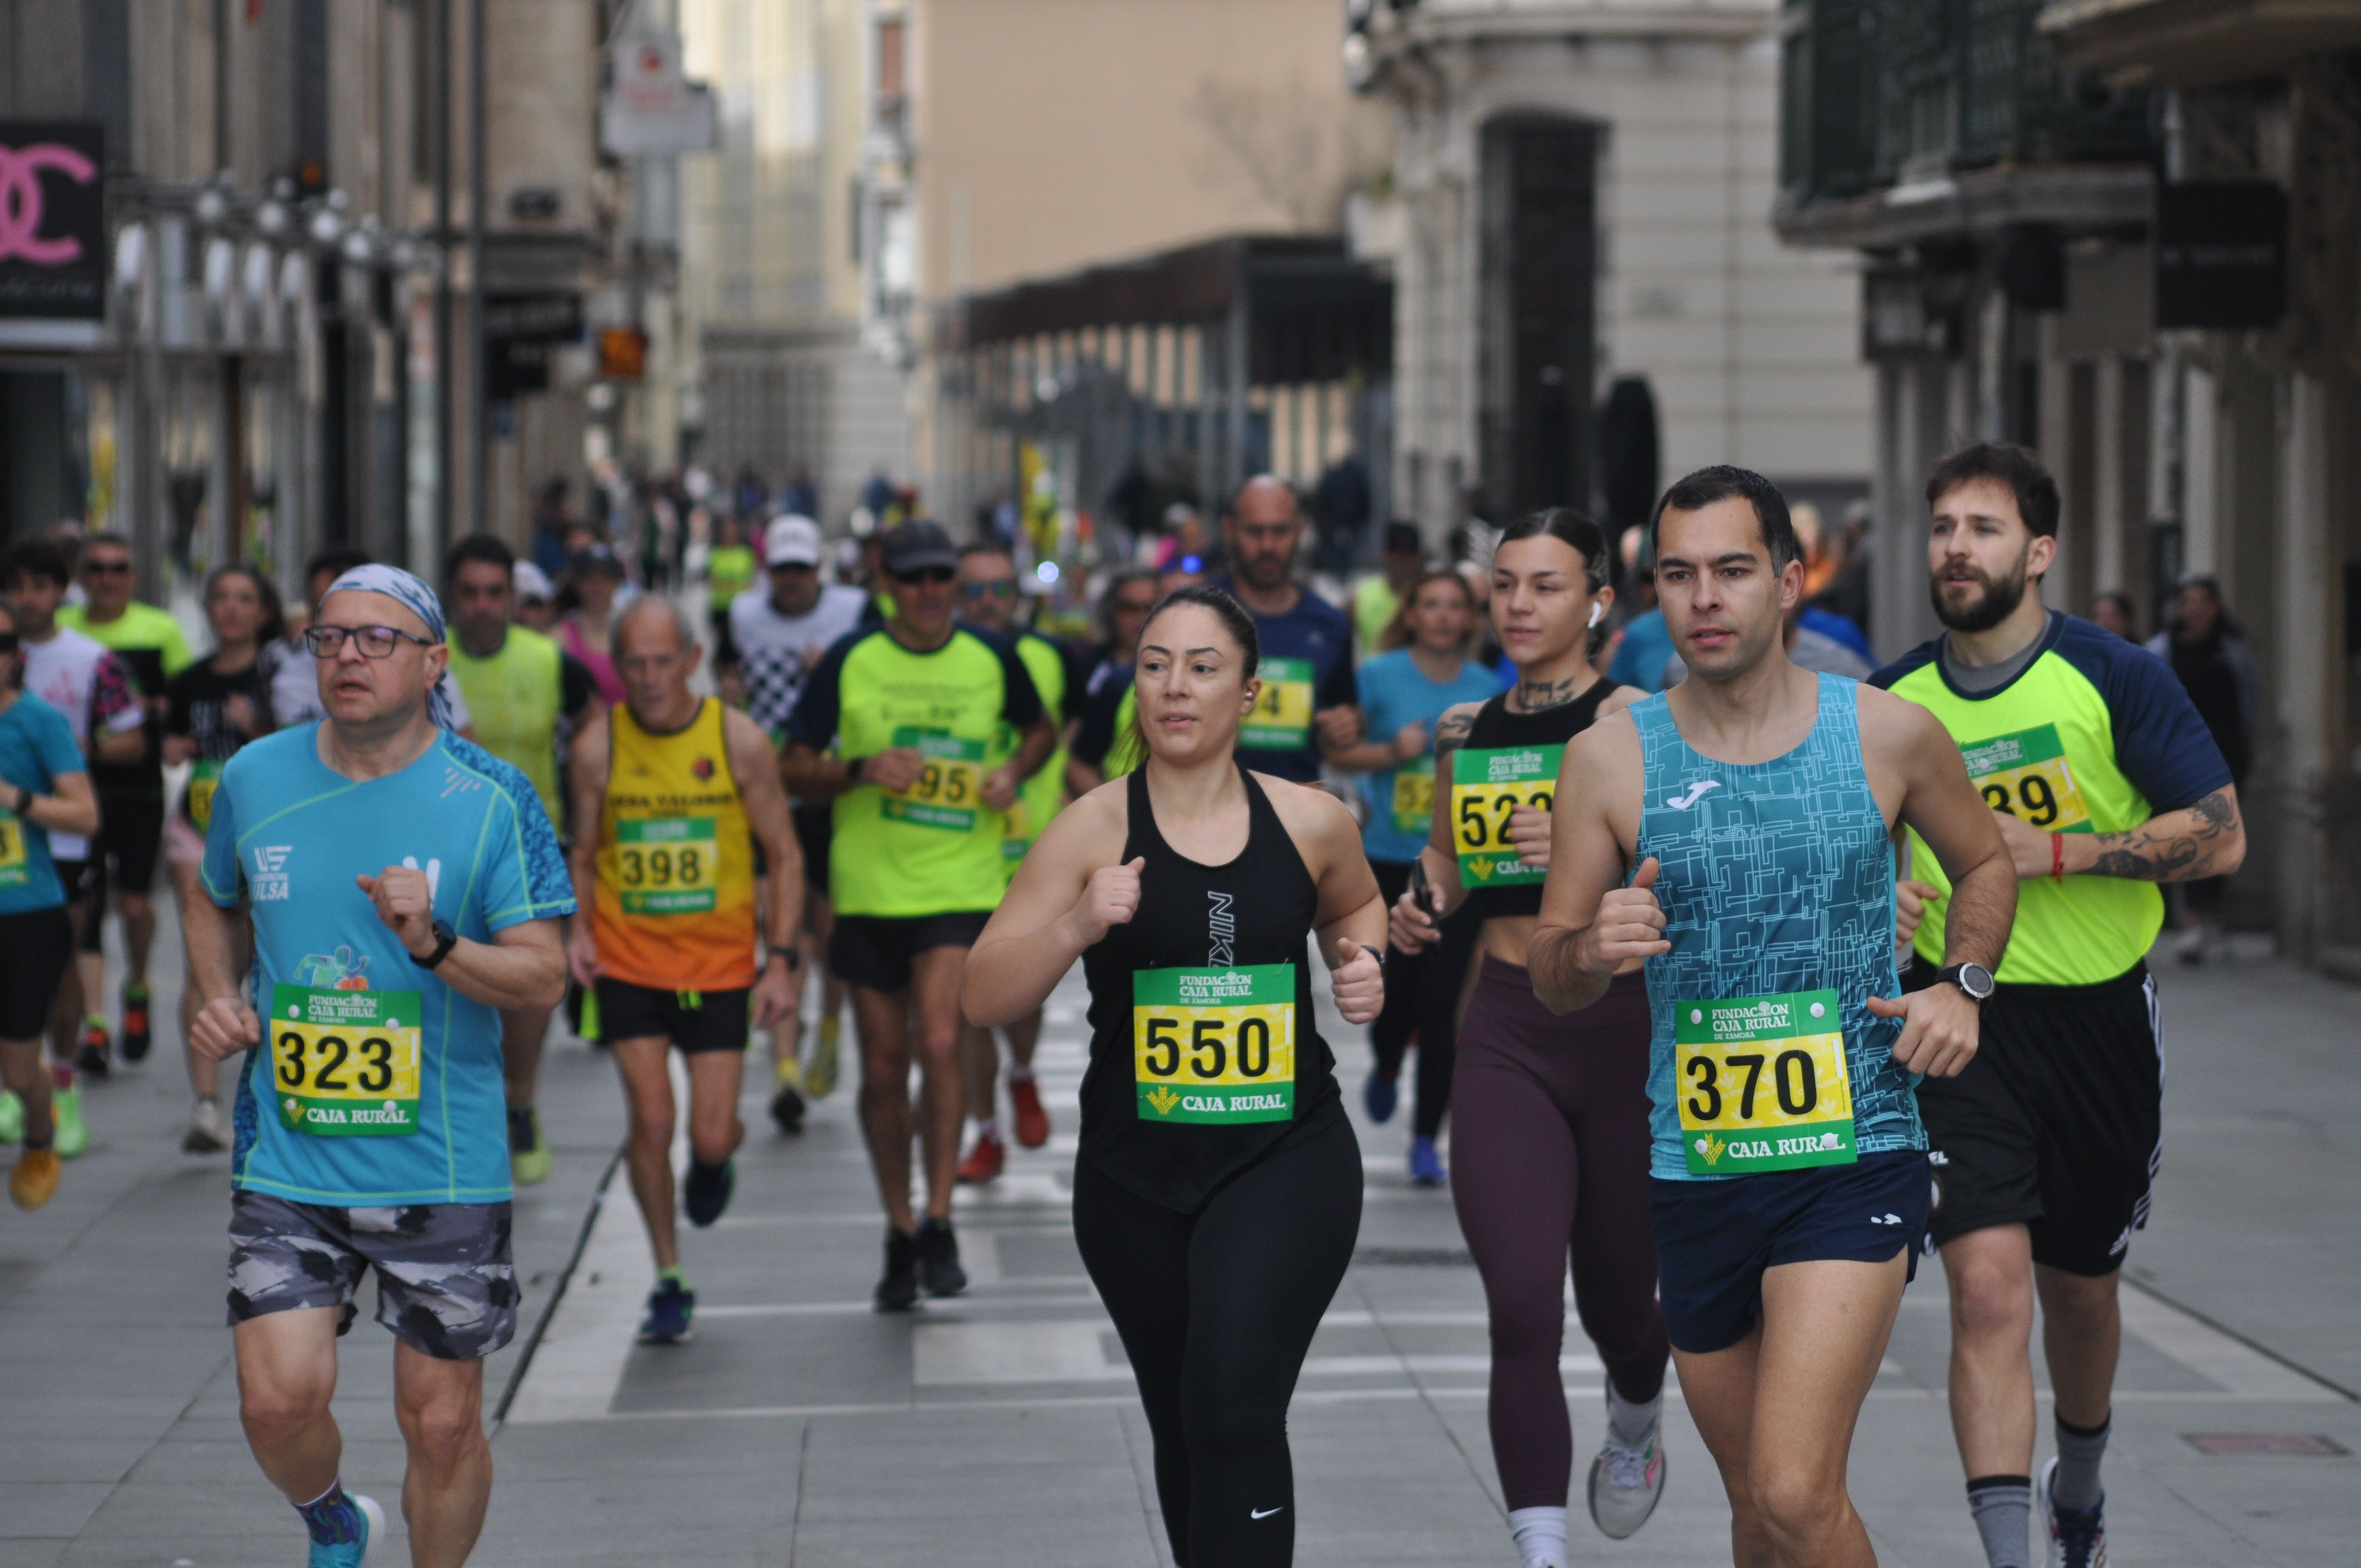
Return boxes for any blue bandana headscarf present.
[317,564,457,731]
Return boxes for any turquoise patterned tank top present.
[1631,673,1922,1180]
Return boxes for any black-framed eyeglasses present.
[0,633,20,653]
[83,559,132,576]
[958,580,1017,601]
[890,567,956,586]
[304,624,438,660]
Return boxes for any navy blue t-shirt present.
[1209,576,1355,783]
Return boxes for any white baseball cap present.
[764,514,823,568]
[512,561,556,602]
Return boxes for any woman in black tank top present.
[1389,511,1674,1562]
[965,585,1385,1568]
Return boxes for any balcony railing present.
[1780,0,2155,208]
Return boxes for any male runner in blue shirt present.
[187,565,572,1568]
[1210,475,1362,781]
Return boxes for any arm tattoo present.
[1433,710,1475,757]
[2086,788,2242,883]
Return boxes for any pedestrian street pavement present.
[3,906,2357,1564]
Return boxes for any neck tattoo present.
[1508,673,1589,713]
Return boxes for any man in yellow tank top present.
[565,598,806,1347]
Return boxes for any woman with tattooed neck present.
[1390,509,1671,1567]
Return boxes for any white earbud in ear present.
[1587,602,1604,629]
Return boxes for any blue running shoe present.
[2037,1456,2108,1568]
[683,1158,735,1227]
[638,1277,695,1344]
[1363,1069,1399,1124]
[1408,1135,1447,1186]
[305,1491,384,1567]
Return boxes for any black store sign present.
[484,291,584,399]
[2156,182,2287,331]
[0,121,107,320]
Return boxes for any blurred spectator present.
[782,465,819,521]
[1812,499,1874,633]
[1352,521,1427,657]
[2147,575,2257,963]
[557,545,629,707]
[513,562,559,635]
[2091,590,2140,641]
[1313,443,1373,576]
[1607,526,1673,694]
[1105,456,1155,553]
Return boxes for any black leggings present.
[1073,1110,1363,1567]
[1369,859,1471,1139]
[1452,957,1668,1510]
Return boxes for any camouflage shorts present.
[226,1191,520,1360]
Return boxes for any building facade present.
[1779,0,2361,965]
[0,0,612,601]
[1353,0,1874,537]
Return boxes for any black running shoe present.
[916,1217,968,1298]
[683,1158,735,1228]
[769,1083,806,1135]
[875,1229,921,1311]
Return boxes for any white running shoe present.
[183,1097,227,1154]
[1587,1416,1667,1539]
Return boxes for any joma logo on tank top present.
[1207,890,1236,967]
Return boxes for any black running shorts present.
[829,911,989,993]
[0,906,73,1039]
[594,978,751,1055]
[791,803,832,894]
[1909,959,2163,1277]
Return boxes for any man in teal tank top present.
[1531,467,2017,1568]
[1872,445,2243,1568]
[445,535,601,1190]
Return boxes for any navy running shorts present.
[1649,1148,1931,1354]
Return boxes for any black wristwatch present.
[844,755,866,784]
[411,918,459,971]
[1935,961,1995,1003]
[767,946,803,972]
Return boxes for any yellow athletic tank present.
[592,698,758,990]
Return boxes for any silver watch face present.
[1958,962,1994,999]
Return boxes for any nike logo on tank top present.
[1630,674,1925,1181]
[1079,766,1343,1213]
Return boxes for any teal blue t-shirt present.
[203,725,574,1206]
[0,694,88,914]
[1353,649,1505,864]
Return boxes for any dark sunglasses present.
[958,580,1017,601]
[0,633,19,653]
[1112,596,1157,615]
[83,559,132,576]
[890,567,956,586]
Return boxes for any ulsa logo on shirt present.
[251,845,293,901]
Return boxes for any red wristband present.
[2050,833,2065,881]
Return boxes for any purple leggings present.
[1451,956,1669,1510]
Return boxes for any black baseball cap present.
[1384,520,1423,556]
[879,519,959,578]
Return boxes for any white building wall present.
[1388,28,1871,530]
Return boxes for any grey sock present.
[1966,1475,2032,1568]
[1606,1383,1661,1448]
[2053,1414,2110,1513]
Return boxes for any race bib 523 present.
[1452,744,1560,887]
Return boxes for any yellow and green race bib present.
[1133,965,1297,1125]
[616,816,721,914]
[880,728,988,831]
[0,808,27,891]
[1961,723,2093,832]
[1390,758,1435,836]
[1241,657,1314,751]
[1675,990,1856,1175]
[1451,744,1560,887]
[188,759,224,833]
[270,984,423,1137]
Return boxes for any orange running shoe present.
[1010,1074,1051,1149]
[956,1130,1005,1184]
[10,1147,61,1210]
